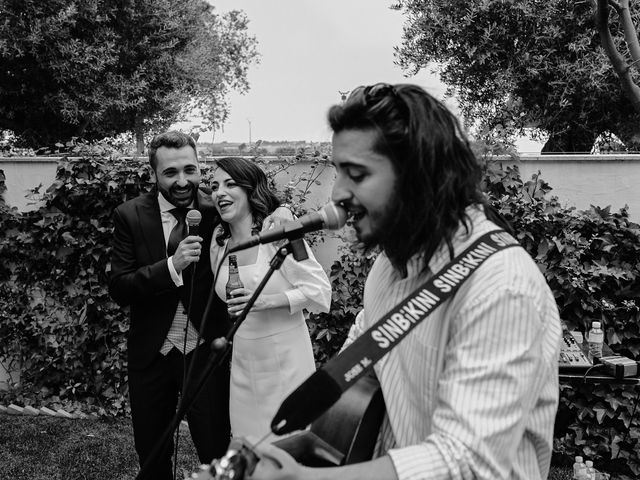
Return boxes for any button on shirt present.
[157,193,201,355]
[343,206,561,480]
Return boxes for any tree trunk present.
[74,118,90,138]
[134,115,145,154]
[595,0,640,113]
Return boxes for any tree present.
[0,0,258,152]
[595,0,640,114]
[393,0,640,152]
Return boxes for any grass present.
[0,414,574,479]
[0,415,200,480]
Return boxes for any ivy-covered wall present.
[0,147,639,478]
[4,154,640,220]
[484,162,640,479]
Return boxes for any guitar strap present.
[272,229,522,434]
[323,229,521,389]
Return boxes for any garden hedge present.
[0,145,638,477]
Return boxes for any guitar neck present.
[273,430,344,467]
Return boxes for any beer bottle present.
[226,254,244,302]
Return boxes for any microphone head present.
[186,209,202,227]
[320,203,347,230]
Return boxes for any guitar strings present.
[244,429,275,461]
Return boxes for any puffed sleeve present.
[276,240,332,314]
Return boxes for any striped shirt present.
[343,206,561,480]
[158,193,201,355]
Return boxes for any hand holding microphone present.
[229,203,347,253]
[172,209,203,272]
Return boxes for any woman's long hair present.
[213,157,281,246]
[328,83,503,275]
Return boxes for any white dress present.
[211,235,331,440]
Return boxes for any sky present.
[178,0,447,144]
[175,0,544,152]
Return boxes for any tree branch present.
[595,0,640,112]
[617,0,640,71]
[608,0,622,13]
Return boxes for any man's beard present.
[356,190,398,248]
[158,181,197,208]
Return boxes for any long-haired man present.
[251,84,561,480]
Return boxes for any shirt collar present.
[157,192,195,214]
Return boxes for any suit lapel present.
[137,194,166,261]
[134,189,219,265]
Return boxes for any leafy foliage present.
[393,0,640,152]
[0,169,6,209]
[0,145,155,415]
[308,239,378,365]
[0,1,258,147]
[1,148,640,475]
[483,160,640,479]
[0,144,335,415]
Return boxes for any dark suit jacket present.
[109,188,229,370]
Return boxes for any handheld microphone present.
[186,209,202,236]
[229,203,347,253]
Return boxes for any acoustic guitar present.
[191,372,385,479]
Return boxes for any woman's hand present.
[263,206,294,231]
[226,288,288,316]
[226,287,257,316]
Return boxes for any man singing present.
[249,84,562,480]
[109,131,231,480]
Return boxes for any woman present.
[209,157,332,440]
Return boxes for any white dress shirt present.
[343,206,562,480]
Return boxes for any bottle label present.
[589,341,603,357]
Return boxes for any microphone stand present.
[135,238,308,480]
[170,262,199,480]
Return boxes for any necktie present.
[167,208,188,256]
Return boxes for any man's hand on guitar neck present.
[247,443,398,480]
[247,442,303,480]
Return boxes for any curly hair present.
[328,83,503,275]
[213,157,281,246]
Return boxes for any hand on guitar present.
[189,437,302,480]
[246,442,304,480]
[190,435,396,480]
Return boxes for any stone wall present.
[508,154,640,219]
[2,154,640,272]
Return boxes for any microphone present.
[229,203,347,253]
[186,209,202,236]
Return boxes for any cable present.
[581,364,606,383]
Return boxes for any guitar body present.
[307,372,385,465]
[192,373,386,479]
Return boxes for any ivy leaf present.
[593,407,606,424]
